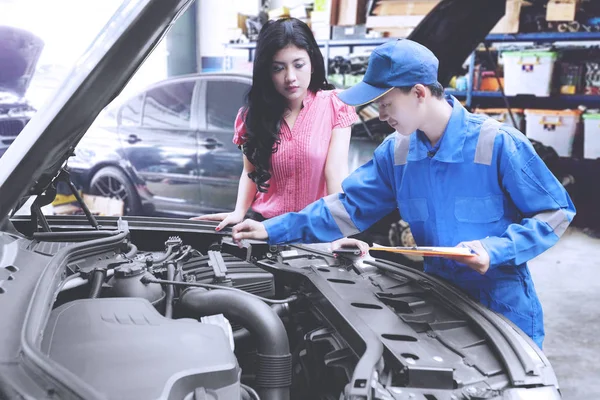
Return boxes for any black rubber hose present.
[233,303,289,342]
[240,384,260,400]
[164,263,175,318]
[125,243,138,258]
[89,270,106,299]
[141,276,298,305]
[180,289,291,400]
[152,245,174,264]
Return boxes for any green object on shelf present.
[501,50,558,59]
[314,0,327,12]
[583,113,600,120]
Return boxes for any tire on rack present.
[384,218,424,270]
[88,166,142,216]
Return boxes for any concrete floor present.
[529,228,600,400]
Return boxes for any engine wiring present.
[141,276,299,305]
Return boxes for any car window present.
[206,80,249,131]
[119,94,144,126]
[142,80,195,129]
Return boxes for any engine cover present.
[41,298,240,399]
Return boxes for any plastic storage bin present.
[524,109,581,157]
[502,51,558,97]
[583,113,600,159]
[474,108,525,131]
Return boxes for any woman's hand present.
[330,238,370,257]
[191,211,246,231]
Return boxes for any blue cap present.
[337,39,439,106]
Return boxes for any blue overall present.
[263,96,576,349]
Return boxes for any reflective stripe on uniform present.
[533,209,570,238]
[394,134,410,166]
[323,194,360,237]
[474,118,501,165]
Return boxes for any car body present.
[0,26,43,158]
[67,72,387,217]
[0,1,562,399]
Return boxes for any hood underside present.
[0,0,505,226]
[408,0,506,86]
[0,26,44,98]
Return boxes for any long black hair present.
[241,18,334,193]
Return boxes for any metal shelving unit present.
[485,31,600,43]
[226,38,387,75]
[464,31,600,109]
[446,90,600,108]
[225,31,600,107]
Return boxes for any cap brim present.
[337,81,393,107]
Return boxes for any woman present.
[194,18,368,254]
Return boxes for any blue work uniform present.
[263,96,576,349]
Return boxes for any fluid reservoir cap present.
[114,262,145,278]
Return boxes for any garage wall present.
[197,0,261,72]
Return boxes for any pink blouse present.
[233,89,358,219]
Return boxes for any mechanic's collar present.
[407,95,467,163]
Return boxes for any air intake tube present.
[179,289,292,400]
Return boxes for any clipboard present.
[369,245,477,258]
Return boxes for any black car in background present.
[68,73,388,217]
[0,26,43,158]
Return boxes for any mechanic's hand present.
[448,240,490,275]
[190,211,245,231]
[330,238,370,257]
[232,219,268,243]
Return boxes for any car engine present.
[0,216,559,400]
[46,235,290,400]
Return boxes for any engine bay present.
[0,216,556,400]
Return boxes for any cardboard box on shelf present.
[268,6,291,20]
[372,0,440,16]
[236,13,248,30]
[546,0,579,22]
[366,14,425,36]
[337,0,367,26]
[290,5,310,19]
[366,15,425,29]
[490,0,525,34]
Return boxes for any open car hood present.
[0,26,44,98]
[408,0,506,86]
[0,0,505,226]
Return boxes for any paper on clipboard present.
[369,244,476,258]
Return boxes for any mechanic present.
[231,39,576,349]
[193,17,366,251]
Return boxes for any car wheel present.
[388,219,423,263]
[89,167,142,215]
